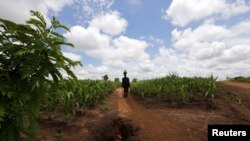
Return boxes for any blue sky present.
[113,0,173,38]
[58,0,174,66]
[1,0,250,80]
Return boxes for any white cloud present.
[168,20,250,79]
[89,11,128,36]
[171,24,232,60]
[64,26,110,51]
[0,0,73,23]
[139,60,155,72]
[62,0,250,80]
[139,36,165,49]
[81,0,114,16]
[65,15,250,80]
[85,64,109,74]
[152,47,182,73]
[63,64,110,80]
[2,0,249,80]
[219,44,250,63]
[62,52,82,61]
[64,24,149,69]
[164,0,224,26]
[73,0,114,24]
[165,0,250,26]
[172,21,250,62]
[112,36,149,61]
[221,0,250,18]
[231,20,250,36]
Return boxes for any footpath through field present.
[110,88,204,141]
[107,81,250,141]
[222,81,250,89]
[33,81,250,141]
[115,88,190,141]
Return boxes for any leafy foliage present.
[230,76,250,83]
[132,78,137,83]
[102,74,109,80]
[114,78,120,82]
[0,11,80,140]
[41,79,117,120]
[131,74,217,104]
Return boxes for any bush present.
[0,11,80,140]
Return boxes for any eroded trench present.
[91,117,140,141]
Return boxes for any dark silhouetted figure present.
[122,70,130,98]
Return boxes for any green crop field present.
[131,74,217,104]
[41,79,117,119]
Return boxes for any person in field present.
[122,70,130,98]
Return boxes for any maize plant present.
[41,79,117,120]
[131,74,217,104]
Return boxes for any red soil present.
[23,81,250,141]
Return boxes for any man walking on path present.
[122,70,130,98]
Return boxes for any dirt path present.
[115,88,192,141]
[221,81,250,89]
[106,81,250,141]
[31,81,250,141]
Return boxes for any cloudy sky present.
[1,0,250,80]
